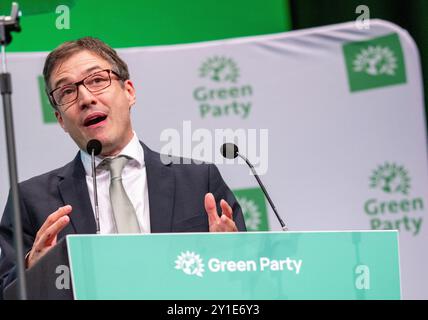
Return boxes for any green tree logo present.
[353,46,397,76]
[38,75,57,123]
[369,163,411,195]
[199,56,239,83]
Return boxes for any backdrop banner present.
[1,20,426,299]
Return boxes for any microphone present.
[220,143,288,231]
[86,139,102,234]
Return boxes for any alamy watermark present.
[56,5,70,30]
[159,121,269,175]
[355,5,370,30]
[55,265,70,290]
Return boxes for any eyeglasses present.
[49,69,121,110]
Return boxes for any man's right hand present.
[26,205,72,269]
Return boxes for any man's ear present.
[55,110,68,132]
[124,80,136,107]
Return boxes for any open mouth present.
[84,114,107,127]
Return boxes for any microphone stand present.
[86,139,103,234]
[0,3,27,300]
[236,152,288,231]
[91,149,101,234]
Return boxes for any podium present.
[4,231,401,300]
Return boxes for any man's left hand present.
[205,192,238,232]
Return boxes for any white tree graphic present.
[175,251,205,277]
[237,197,261,230]
[353,45,397,76]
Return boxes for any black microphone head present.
[221,143,239,159]
[86,139,102,156]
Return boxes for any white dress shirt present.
[80,132,150,234]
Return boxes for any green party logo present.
[364,162,424,236]
[369,163,410,195]
[199,56,239,83]
[343,33,406,92]
[193,56,253,119]
[174,251,205,277]
[38,75,57,123]
[173,250,303,279]
[353,46,397,76]
[233,187,269,231]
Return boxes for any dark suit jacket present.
[0,143,246,298]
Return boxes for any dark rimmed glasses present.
[49,69,121,110]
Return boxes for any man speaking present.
[0,37,246,298]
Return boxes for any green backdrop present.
[0,0,291,51]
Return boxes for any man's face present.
[51,50,136,156]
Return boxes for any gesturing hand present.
[26,205,72,269]
[204,193,238,232]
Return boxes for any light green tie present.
[105,156,140,233]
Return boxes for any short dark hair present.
[43,37,130,104]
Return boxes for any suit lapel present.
[57,153,97,234]
[142,143,175,233]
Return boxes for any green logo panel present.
[38,75,57,123]
[343,33,406,92]
[233,187,269,231]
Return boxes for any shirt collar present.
[80,131,144,176]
